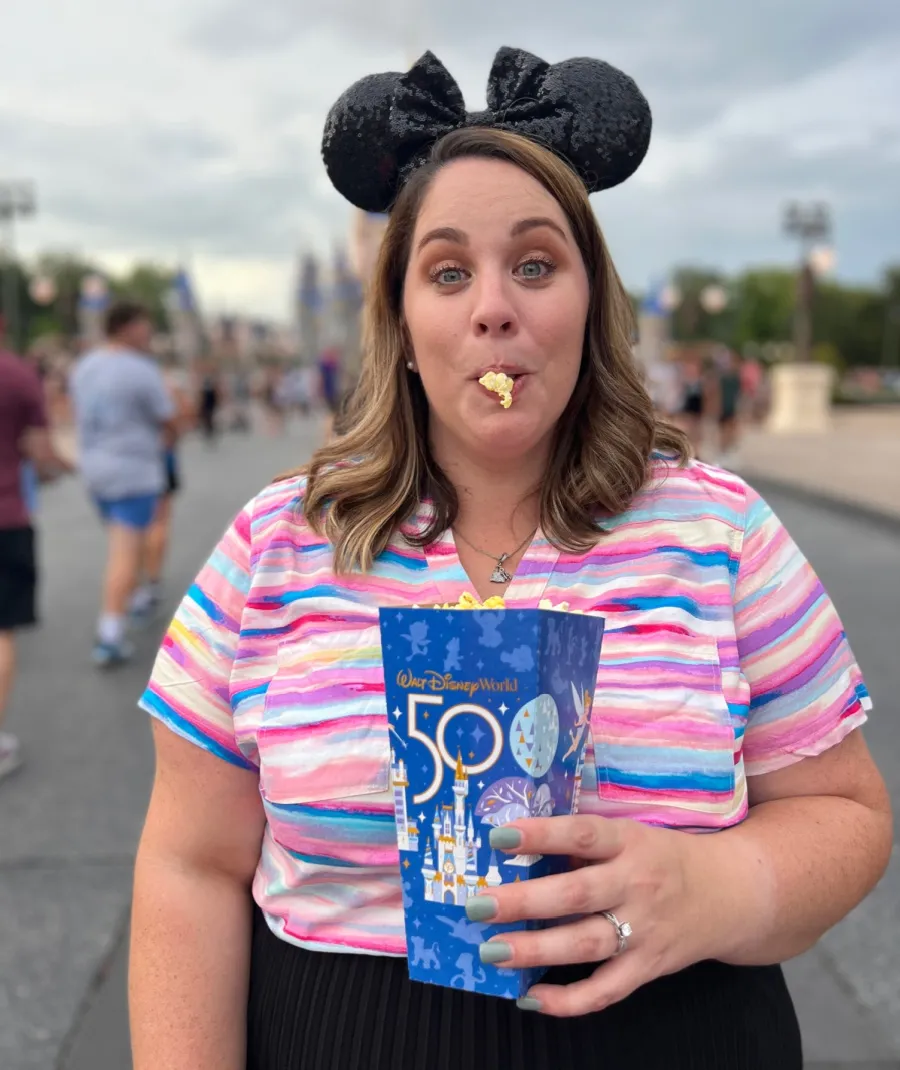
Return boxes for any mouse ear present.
[321,70,407,213]
[321,52,466,213]
[543,55,652,191]
[322,46,651,210]
[482,48,652,192]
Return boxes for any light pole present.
[768,202,835,433]
[0,180,37,351]
[782,201,831,363]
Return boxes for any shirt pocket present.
[258,624,391,807]
[590,631,736,828]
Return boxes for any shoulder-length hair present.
[303,127,689,573]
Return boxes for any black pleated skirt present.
[246,907,802,1070]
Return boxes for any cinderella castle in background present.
[391,749,503,906]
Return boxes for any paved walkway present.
[0,421,897,1069]
[734,406,900,523]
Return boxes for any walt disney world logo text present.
[396,669,519,697]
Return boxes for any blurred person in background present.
[740,354,766,424]
[710,348,745,467]
[131,360,192,621]
[0,321,72,781]
[318,343,341,414]
[284,363,312,417]
[230,366,253,432]
[69,301,176,668]
[17,352,46,521]
[197,362,222,444]
[643,357,683,420]
[261,365,286,435]
[676,355,707,455]
[300,361,319,416]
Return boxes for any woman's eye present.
[517,258,555,280]
[431,265,469,286]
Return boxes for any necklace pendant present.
[490,563,512,584]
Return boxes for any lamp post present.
[0,180,36,350]
[768,202,835,432]
[782,201,831,363]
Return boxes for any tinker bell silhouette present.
[561,682,592,762]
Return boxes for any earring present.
[406,360,415,371]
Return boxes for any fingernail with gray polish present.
[479,941,512,964]
[489,827,523,850]
[465,896,498,922]
[517,996,542,1013]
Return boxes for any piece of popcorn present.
[478,370,515,408]
[416,594,580,612]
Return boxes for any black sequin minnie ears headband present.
[322,46,652,214]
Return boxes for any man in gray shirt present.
[70,302,176,667]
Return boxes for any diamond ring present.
[600,910,633,956]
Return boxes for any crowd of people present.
[0,295,774,791]
[0,303,336,786]
[0,290,779,796]
[642,346,769,468]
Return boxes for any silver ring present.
[600,910,633,956]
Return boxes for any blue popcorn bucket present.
[379,605,605,998]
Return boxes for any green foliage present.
[730,269,796,348]
[669,266,732,344]
[813,282,884,369]
[640,262,900,367]
[109,263,176,328]
[811,341,843,368]
[2,253,177,348]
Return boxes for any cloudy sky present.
[2,0,899,319]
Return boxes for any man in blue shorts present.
[70,301,177,667]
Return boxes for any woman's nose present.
[471,274,519,337]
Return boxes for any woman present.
[130,49,891,1070]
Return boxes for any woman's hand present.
[465,815,730,1017]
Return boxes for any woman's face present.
[402,158,590,464]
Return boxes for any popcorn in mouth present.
[478,370,515,409]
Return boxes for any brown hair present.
[304,127,690,573]
[105,300,150,338]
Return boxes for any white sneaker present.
[129,587,161,626]
[0,732,23,783]
[91,638,136,669]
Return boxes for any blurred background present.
[0,2,897,1068]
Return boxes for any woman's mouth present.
[475,371,530,404]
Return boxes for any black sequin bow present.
[322,46,652,213]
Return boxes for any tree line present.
[5,251,900,371]
[640,264,900,370]
[2,253,175,351]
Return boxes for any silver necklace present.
[452,527,537,584]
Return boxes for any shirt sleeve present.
[735,486,872,777]
[138,502,259,770]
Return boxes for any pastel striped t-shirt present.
[140,457,872,957]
